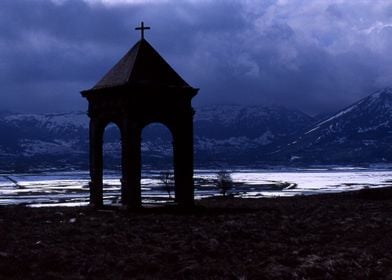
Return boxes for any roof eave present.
[81,84,198,99]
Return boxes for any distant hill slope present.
[0,88,392,171]
[274,87,392,164]
[0,112,89,171]
[193,105,314,164]
[0,105,314,170]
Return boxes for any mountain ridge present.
[274,87,392,164]
[0,88,391,171]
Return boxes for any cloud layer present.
[0,0,391,114]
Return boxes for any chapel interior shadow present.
[102,122,122,205]
[141,123,175,204]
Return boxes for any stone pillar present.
[89,119,104,207]
[173,111,195,207]
[121,120,142,208]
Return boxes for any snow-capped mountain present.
[0,112,89,170]
[1,87,392,171]
[278,87,392,164]
[193,105,314,164]
[0,105,314,170]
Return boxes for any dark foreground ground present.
[1,188,392,279]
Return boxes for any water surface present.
[0,167,391,207]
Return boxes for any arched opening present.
[102,122,122,205]
[141,123,174,204]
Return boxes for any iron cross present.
[135,21,150,40]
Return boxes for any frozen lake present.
[0,167,391,207]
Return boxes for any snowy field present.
[0,167,391,207]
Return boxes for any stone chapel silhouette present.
[81,22,199,208]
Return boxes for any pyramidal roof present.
[92,39,190,90]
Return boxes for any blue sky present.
[1,0,391,114]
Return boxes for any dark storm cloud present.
[0,0,132,112]
[0,0,391,114]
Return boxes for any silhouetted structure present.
[81,22,198,208]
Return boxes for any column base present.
[89,181,103,207]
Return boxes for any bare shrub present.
[159,171,174,199]
[216,170,233,197]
